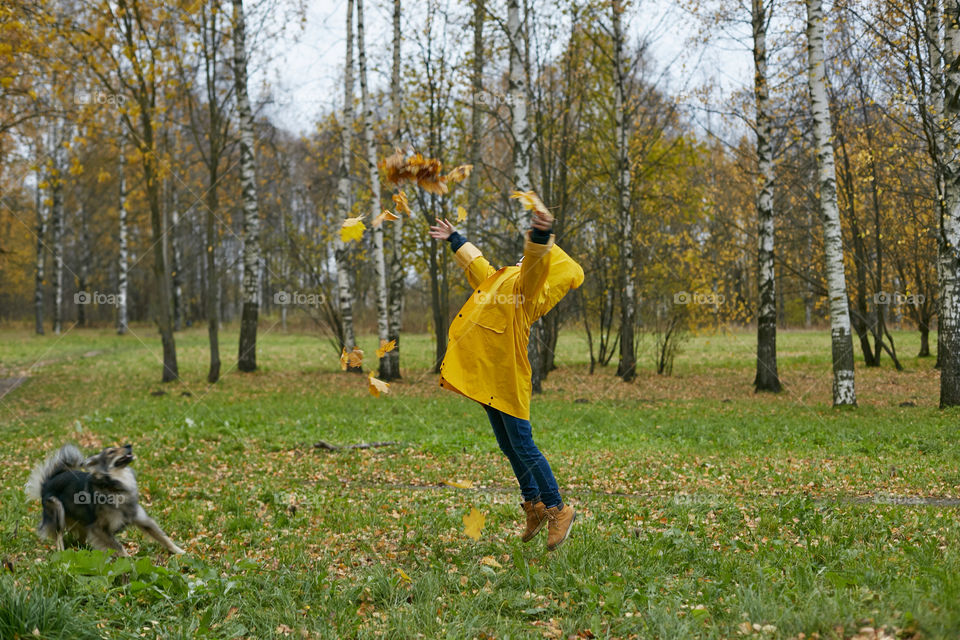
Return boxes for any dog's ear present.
[123,443,133,453]
[82,453,101,468]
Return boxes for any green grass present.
[0,325,958,638]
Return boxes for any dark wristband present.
[447,230,467,252]
[531,226,551,244]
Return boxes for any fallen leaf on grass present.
[443,479,474,489]
[463,507,485,540]
[479,555,501,568]
[396,568,412,583]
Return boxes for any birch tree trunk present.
[170,188,183,332]
[117,131,129,335]
[467,0,484,241]
[508,0,543,392]
[613,0,636,382]
[335,0,359,365]
[356,0,391,378]
[383,0,403,380]
[77,203,90,327]
[806,0,856,406]
[233,0,261,372]
[49,120,65,335]
[938,0,960,406]
[928,0,947,371]
[34,158,45,336]
[753,0,780,392]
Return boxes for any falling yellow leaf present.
[456,206,468,223]
[376,339,396,358]
[368,372,390,397]
[340,347,363,370]
[340,215,365,243]
[510,190,548,215]
[479,555,502,568]
[443,479,473,489]
[397,568,412,583]
[373,210,400,227]
[463,507,486,540]
[392,190,411,216]
[445,164,473,184]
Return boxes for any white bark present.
[356,0,390,373]
[48,118,66,335]
[33,156,46,335]
[613,0,636,381]
[939,0,960,405]
[384,0,403,380]
[117,130,129,335]
[753,0,780,392]
[335,0,358,357]
[508,0,543,390]
[233,0,261,371]
[507,0,531,198]
[806,0,857,405]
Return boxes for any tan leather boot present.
[521,500,547,542]
[545,504,576,550]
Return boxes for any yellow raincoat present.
[439,231,585,420]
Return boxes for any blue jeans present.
[483,405,563,509]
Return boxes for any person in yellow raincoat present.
[429,206,584,550]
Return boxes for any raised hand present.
[531,209,553,231]
[429,218,456,240]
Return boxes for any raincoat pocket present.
[467,300,508,333]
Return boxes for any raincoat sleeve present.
[518,230,554,318]
[454,242,497,290]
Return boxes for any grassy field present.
[0,325,958,639]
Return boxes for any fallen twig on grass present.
[313,440,402,452]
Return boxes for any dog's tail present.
[24,444,85,501]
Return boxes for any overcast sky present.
[250,0,753,136]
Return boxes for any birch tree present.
[356,0,390,377]
[806,0,856,405]
[47,118,66,335]
[752,0,780,392]
[938,0,960,406]
[335,0,359,366]
[233,0,261,373]
[33,143,46,336]
[613,0,637,382]
[466,0,484,241]
[383,0,403,381]
[507,0,543,392]
[117,129,128,335]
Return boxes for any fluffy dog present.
[25,444,184,556]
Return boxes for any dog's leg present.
[40,497,66,552]
[134,506,184,554]
[86,528,129,557]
